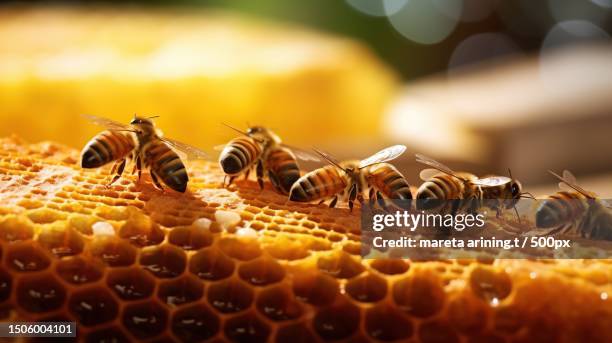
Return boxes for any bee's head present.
[130,115,157,137]
[247,126,281,144]
[504,179,522,209]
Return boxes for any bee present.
[415,154,529,219]
[288,145,412,211]
[80,114,207,193]
[535,170,612,240]
[218,125,318,195]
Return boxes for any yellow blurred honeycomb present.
[0,136,611,343]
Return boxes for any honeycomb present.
[0,136,611,342]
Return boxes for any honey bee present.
[80,114,207,193]
[288,145,412,211]
[415,154,528,219]
[535,170,612,240]
[218,125,318,195]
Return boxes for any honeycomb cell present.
[469,266,512,304]
[189,247,235,281]
[107,267,156,301]
[171,304,220,342]
[317,252,364,279]
[0,215,34,241]
[256,285,303,321]
[16,273,66,313]
[448,294,489,335]
[118,219,164,247]
[365,304,413,341]
[370,259,410,275]
[0,268,11,303]
[6,242,50,272]
[37,227,84,257]
[345,273,387,303]
[168,225,213,250]
[293,271,339,306]
[56,256,104,285]
[393,271,446,318]
[266,238,310,261]
[493,306,524,335]
[68,286,118,326]
[313,298,360,340]
[238,257,285,286]
[122,302,169,340]
[418,320,460,343]
[207,278,254,313]
[467,333,506,343]
[89,237,138,267]
[276,323,318,343]
[218,237,262,261]
[224,313,270,342]
[85,327,130,343]
[157,275,204,307]
[140,245,187,278]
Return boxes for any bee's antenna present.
[508,168,513,179]
[520,192,536,199]
[222,123,249,136]
[312,147,348,173]
[148,115,160,119]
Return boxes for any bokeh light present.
[345,0,407,17]
[548,0,611,26]
[448,32,522,74]
[386,0,462,44]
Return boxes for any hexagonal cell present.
[370,259,410,275]
[276,323,318,343]
[313,299,360,340]
[171,304,220,342]
[16,273,66,313]
[256,284,303,321]
[207,278,254,314]
[118,214,165,247]
[168,225,213,250]
[6,242,51,272]
[140,245,187,278]
[56,256,104,285]
[365,304,413,341]
[266,238,310,261]
[189,248,235,281]
[469,267,512,304]
[448,294,489,335]
[218,237,262,261]
[0,216,34,242]
[157,276,204,307]
[292,271,339,306]
[68,286,118,326]
[85,327,130,343]
[418,320,460,343]
[0,268,12,303]
[224,313,270,342]
[238,257,285,286]
[107,267,156,301]
[37,227,85,257]
[393,271,446,318]
[317,252,364,279]
[122,302,169,340]
[89,237,137,267]
[345,273,387,303]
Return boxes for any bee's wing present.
[419,168,441,181]
[472,176,512,187]
[549,170,597,199]
[281,144,320,162]
[359,145,406,169]
[161,137,208,160]
[83,114,131,131]
[415,153,466,181]
[213,144,227,152]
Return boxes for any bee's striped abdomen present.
[536,191,587,229]
[266,147,300,195]
[416,174,465,211]
[289,166,346,202]
[81,130,135,168]
[219,137,262,176]
[367,163,412,208]
[145,141,188,193]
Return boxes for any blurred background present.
[1,0,611,195]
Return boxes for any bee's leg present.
[256,160,264,190]
[134,154,142,180]
[223,175,227,187]
[107,159,127,187]
[244,168,251,181]
[368,188,376,207]
[376,191,388,212]
[329,196,338,208]
[150,171,164,191]
[225,175,237,187]
[318,199,326,205]
[348,183,358,212]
